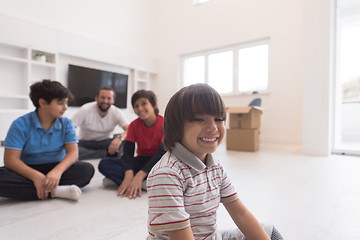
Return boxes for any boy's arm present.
[125,143,166,199]
[4,148,48,200]
[168,227,195,240]
[45,142,78,195]
[223,199,270,240]
[116,140,135,197]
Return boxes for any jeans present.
[98,156,151,186]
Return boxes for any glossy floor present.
[1,143,360,240]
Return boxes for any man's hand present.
[108,137,122,155]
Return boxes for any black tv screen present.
[67,64,128,108]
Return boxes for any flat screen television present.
[67,64,128,108]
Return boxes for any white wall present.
[154,0,304,144]
[302,0,334,155]
[0,0,160,57]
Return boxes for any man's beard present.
[98,103,111,112]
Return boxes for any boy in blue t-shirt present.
[0,80,94,201]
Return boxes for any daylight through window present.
[181,40,269,95]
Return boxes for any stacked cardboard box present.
[226,106,262,152]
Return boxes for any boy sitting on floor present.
[0,80,94,201]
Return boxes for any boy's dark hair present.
[163,83,226,151]
[96,87,116,99]
[30,79,73,108]
[131,90,159,115]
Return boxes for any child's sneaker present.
[102,178,117,188]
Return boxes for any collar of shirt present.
[172,142,216,171]
[31,111,62,132]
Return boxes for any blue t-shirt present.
[4,111,78,165]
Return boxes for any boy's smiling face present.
[133,97,155,121]
[181,114,225,162]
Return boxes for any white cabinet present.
[0,42,57,111]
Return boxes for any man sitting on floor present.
[72,87,129,160]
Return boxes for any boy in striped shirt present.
[147,84,283,239]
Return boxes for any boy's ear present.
[38,98,48,107]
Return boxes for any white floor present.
[1,143,360,240]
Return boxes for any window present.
[238,44,268,92]
[183,56,205,86]
[209,51,233,93]
[181,39,269,95]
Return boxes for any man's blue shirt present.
[4,111,78,165]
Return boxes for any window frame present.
[180,38,270,96]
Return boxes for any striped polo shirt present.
[147,142,238,239]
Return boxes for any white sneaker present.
[102,178,117,188]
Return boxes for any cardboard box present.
[227,106,262,129]
[226,129,259,152]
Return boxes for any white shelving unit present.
[133,69,156,92]
[0,42,57,111]
[134,70,148,91]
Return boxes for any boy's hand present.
[123,170,147,199]
[117,170,146,199]
[32,174,48,200]
[124,175,143,199]
[117,170,134,197]
[117,178,131,196]
[45,169,62,196]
